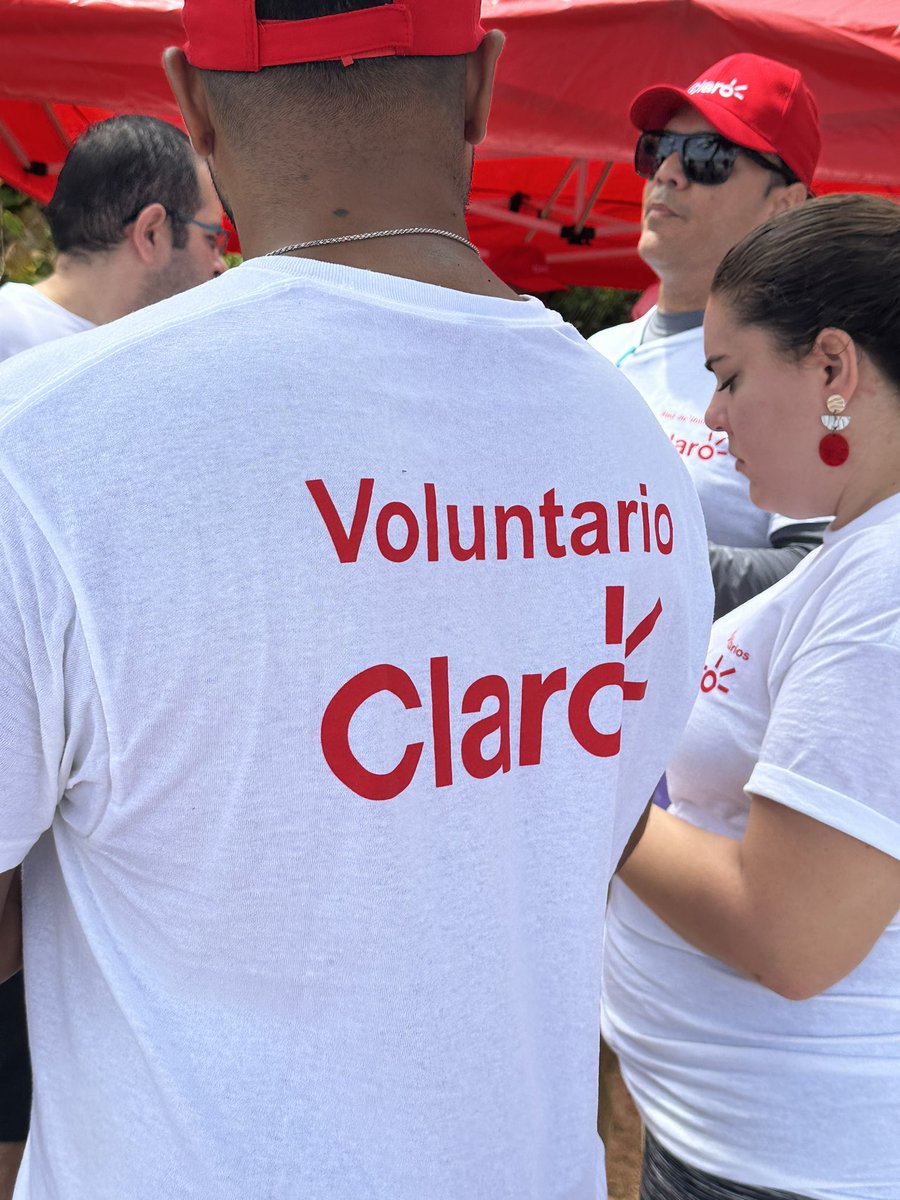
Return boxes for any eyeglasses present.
[170,213,230,254]
[122,207,231,254]
[634,130,799,187]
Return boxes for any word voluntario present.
[306,477,675,564]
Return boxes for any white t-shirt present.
[603,493,900,1199]
[590,313,774,547]
[0,256,712,1200]
[0,282,94,362]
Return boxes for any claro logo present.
[687,77,748,101]
[320,585,663,801]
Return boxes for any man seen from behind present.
[0,4,711,1197]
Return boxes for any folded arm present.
[619,796,900,1000]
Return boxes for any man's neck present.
[226,157,518,300]
[259,233,516,300]
[655,269,714,316]
[645,307,705,341]
[35,255,138,326]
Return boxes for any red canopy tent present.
[2,0,900,289]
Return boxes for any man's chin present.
[636,229,670,275]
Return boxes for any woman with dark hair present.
[603,193,900,1200]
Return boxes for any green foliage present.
[0,185,55,284]
[1,209,26,240]
[540,286,639,338]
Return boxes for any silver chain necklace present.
[264,226,480,257]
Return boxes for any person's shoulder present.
[0,282,35,307]
[0,268,270,423]
[0,282,40,327]
[0,285,51,364]
[796,498,900,644]
[587,313,649,359]
[826,498,900,566]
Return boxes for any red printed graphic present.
[305,478,675,563]
[321,586,663,801]
[700,654,737,695]
[669,431,729,462]
[726,632,750,662]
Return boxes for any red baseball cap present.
[629,53,821,190]
[183,0,487,71]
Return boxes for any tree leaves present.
[0,185,55,285]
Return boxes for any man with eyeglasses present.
[0,111,225,1200]
[0,114,227,367]
[590,54,829,619]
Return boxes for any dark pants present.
[0,974,30,1143]
[641,1130,813,1200]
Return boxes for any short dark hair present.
[711,193,900,393]
[201,0,466,148]
[46,115,202,255]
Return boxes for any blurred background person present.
[0,114,226,364]
[0,112,225,1200]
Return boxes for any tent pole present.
[524,158,581,243]
[0,119,31,168]
[572,162,614,236]
[42,103,73,150]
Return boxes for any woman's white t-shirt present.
[603,493,900,1199]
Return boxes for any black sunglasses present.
[635,130,799,187]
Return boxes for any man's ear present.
[127,203,170,265]
[768,180,808,217]
[164,47,215,158]
[464,30,505,147]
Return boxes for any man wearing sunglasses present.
[0,114,227,367]
[590,54,828,618]
[0,112,226,1200]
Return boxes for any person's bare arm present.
[0,868,23,984]
[619,796,900,1000]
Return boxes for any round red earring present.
[819,433,850,466]
[819,394,850,466]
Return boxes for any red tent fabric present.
[2,0,900,288]
[470,0,900,287]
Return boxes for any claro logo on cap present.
[688,77,748,101]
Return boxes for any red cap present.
[629,53,821,190]
[183,0,487,71]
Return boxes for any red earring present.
[819,394,850,466]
